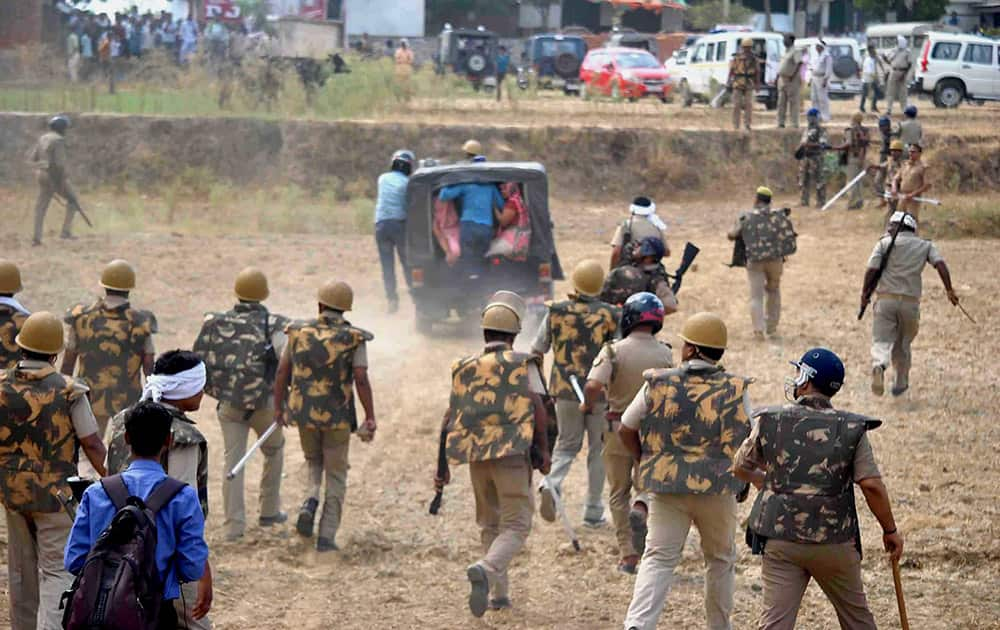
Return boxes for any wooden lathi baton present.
[892,557,910,630]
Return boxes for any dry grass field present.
[0,175,997,628]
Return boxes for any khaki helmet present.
[741,38,753,48]
[488,290,526,322]
[462,139,483,156]
[100,259,136,291]
[318,281,353,311]
[572,260,605,297]
[678,312,728,350]
[851,111,864,124]
[481,303,521,334]
[890,139,904,151]
[234,267,269,302]
[15,311,64,355]
[0,259,22,294]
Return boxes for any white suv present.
[914,32,1000,107]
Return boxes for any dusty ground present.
[0,180,997,629]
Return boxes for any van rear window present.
[931,42,961,60]
[964,44,994,65]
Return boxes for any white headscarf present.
[889,211,917,229]
[141,363,206,402]
[0,296,29,315]
[897,35,907,50]
[629,200,667,231]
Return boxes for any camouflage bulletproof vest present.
[286,314,371,431]
[0,306,28,370]
[65,300,157,420]
[803,126,829,157]
[446,348,538,465]
[0,366,80,512]
[193,303,289,409]
[742,208,797,263]
[731,54,756,89]
[748,403,881,545]
[547,298,619,401]
[107,402,210,516]
[637,366,751,496]
[600,264,668,306]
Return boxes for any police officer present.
[891,143,930,221]
[601,237,679,312]
[834,111,870,210]
[609,196,670,268]
[193,267,290,541]
[0,312,107,630]
[728,38,759,131]
[532,260,618,527]
[62,259,157,446]
[736,348,903,630]
[583,292,673,574]
[106,349,214,628]
[883,35,912,115]
[870,139,905,216]
[274,280,375,552]
[897,105,923,150]
[797,108,830,207]
[776,34,803,129]
[435,292,550,617]
[28,115,84,246]
[728,186,795,340]
[619,312,751,630]
[0,260,30,369]
[861,212,959,397]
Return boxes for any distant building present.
[0,0,60,49]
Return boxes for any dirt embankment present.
[1,112,998,200]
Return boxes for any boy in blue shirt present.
[65,400,210,628]
[375,149,415,313]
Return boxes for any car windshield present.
[828,44,853,58]
[536,39,584,57]
[615,51,660,68]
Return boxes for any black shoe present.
[466,564,489,618]
[31,239,42,247]
[259,511,288,527]
[59,233,77,240]
[296,498,318,537]
[316,537,339,552]
[891,385,909,397]
[488,597,512,610]
[629,506,647,558]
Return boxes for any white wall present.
[518,2,562,30]
[344,0,424,37]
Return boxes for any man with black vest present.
[736,348,903,630]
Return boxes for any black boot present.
[296,498,318,537]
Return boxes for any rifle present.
[859,213,908,320]
[429,425,449,515]
[53,192,94,228]
[670,242,700,294]
[57,476,95,521]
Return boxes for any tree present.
[854,0,949,21]
[685,0,753,31]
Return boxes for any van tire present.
[933,79,964,108]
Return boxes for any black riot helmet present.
[621,291,665,336]
[48,115,71,134]
[391,149,415,175]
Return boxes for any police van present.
[795,37,863,97]
[674,30,785,109]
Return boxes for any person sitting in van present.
[486,182,531,261]
[433,197,461,266]
[438,171,504,279]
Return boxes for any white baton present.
[227,422,279,480]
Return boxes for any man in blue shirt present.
[496,46,511,101]
[374,149,414,313]
[438,174,503,280]
[65,400,210,627]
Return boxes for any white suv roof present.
[924,31,998,44]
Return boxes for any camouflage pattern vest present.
[0,305,28,370]
[600,264,668,307]
[748,402,881,545]
[0,365,80,512]
[286,314,371,431]
[742,207,797,263]
[446,347,537,465]
[65,300,157,420]
[193,303,289,410]
[547,298,619,401]
[638,365,751,495]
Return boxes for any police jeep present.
[404,162,564,335]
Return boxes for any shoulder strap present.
[101,474,130,511]
[144,477,186,514]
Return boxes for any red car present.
[579,47,673,102]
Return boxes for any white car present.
[673,31,785,109]
[914,31,1000,107]
[796,37,863,97]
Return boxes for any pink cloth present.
[493,185,531,261]
[433,198,460,263]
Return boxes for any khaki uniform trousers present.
[33,172,79,243]
[544,399,605,521]
[885,74,908,115]
[777,76,801,128]
[219,400,285,539]
[175,580,212,630]
[299,426,350,541]
[758,539,876,630]
[732,86,754,129]
[469,454,534,600]
[5,507,74,630]
[871,295,920,391]
[845,156,865,207]
[603,429,641,558]
[746,259,783,335]
[623,493,738,630]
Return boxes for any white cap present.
[889,211,917,229]
[897,35,907,48]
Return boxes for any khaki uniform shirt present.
[895,160,926,196]
[16,359,100,438]
[610,215,667,251]
[887,48,912,79]
[64,295,156,355]
[897,119,923,147]
[866,231,943,299]
[778,48,803,82]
